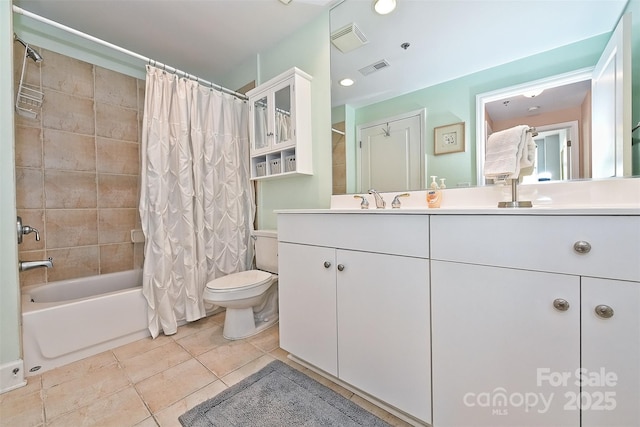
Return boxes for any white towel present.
[484,125,535,179]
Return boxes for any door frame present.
[355,108,426,193]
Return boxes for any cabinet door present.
[337,250,431,423]
[272,79,295,150]
[431,260,580,427]
[278,242,338,376]
[251,92,270,154]
[581,277,640,427]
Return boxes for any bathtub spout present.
[19,257,53,272]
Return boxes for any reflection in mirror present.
[330,0,632,195]
[476,68,593,186]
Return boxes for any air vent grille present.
[359,60,390,76]
[331,23,368,53]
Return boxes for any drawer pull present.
[553,298,570,312]
[595,304,614,319]
[323,261,331,269]
[337,264,345,272]
[573,241,592,254]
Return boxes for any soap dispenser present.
[427,175,442,208]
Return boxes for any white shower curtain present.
[139,66,255,338]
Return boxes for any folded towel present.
[484,125,535,179]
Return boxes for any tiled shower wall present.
[14,45,145,287]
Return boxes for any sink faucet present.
[368,188,386,209]
[19,257,53,272]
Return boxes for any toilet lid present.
[206,270,272,291]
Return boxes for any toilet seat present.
[206,270,272,293]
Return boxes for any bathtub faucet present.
[19,257,53,272]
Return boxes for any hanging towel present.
[484,125,535,179]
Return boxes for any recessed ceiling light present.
[340,78,355,87]
[373,0,396,15]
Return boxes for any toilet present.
[203,230,278,340]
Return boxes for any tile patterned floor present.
[0,312,413,426]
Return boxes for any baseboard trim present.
[0,359,27,394]
[287,354,430,427]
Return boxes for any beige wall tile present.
[98,173,138,208]
[15,125,42,168]
[41,49,94,98]
[15,167,43,209]
[97,138,139,175]
[98,208,137,244]
[44,129,96,171]
[45,170,97,209]
[47,209,98,248]
[47,246,100,281]
[16,209,45,252]
[95,66,138,109]
[134,242,145,269]
[100,243,134,273]
[42,89,95,136]
[96,103,138,142]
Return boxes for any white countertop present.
[277,206,640,215]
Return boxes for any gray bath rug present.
[178,359,391,427]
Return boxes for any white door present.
[591,13,631,178]
[581,277,640,427]
[357,111,424,192]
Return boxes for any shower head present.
[14,34,43,63]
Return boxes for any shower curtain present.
[139,66,255,338]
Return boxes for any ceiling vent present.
[358,59,390,76]
[331,23,368,53]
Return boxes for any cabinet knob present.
[323,261,331,269]
[337,264,345,272]
[553,298,570,312]
[595,304,614,319]
[573,240,592,254]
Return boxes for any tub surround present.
[277,179,640,426]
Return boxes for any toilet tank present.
[254,230,278,274]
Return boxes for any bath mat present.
[178,359,391,427]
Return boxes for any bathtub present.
[22,269,150,375]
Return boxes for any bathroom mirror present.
[330,0,632,194]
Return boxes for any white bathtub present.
[22,269,150,375]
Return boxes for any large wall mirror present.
[330,0,635,195]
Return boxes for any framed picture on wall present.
[434,122,465,155]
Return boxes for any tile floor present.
[0,311,412,426]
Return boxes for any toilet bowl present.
[203,230,278,340]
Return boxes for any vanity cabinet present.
[247,67,312,180]
[278,213,432,424]
[430,214,640,427]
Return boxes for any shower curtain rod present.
[12,5,248,101]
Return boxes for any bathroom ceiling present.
[12,0,336,83]
[13,0,628,105]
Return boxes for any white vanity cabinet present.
[430,214,640,427]
[278,213,432,424]
[247,67,312,179]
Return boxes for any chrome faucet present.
[368,188,386,209]
[19,257,53,272]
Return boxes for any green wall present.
[246,12,333,230]
[1,0,22,370]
